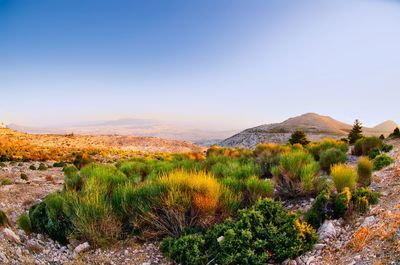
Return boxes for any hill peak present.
[372,120,398,132]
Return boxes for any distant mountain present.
[220,113,397,148]
[8,119,239,144]
[371,120,398,134]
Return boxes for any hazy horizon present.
[1,0,400,129]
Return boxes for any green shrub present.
[29,201,48,234]
[18,213,32,233]
[38,163,47,171]
[161,234,206,265]
[272,150,320,197]
[333,187,351,218]
[304,190,332,229]
[29,194,73,244]
[0,210,9,227]
[162,199,317,264]
[319,147,347,172]
[373,154,394,170]
[357,157,373,187]
[353,137,382,156]
[368,148,380,159]
[210,160,261,180]
[63,166,83,191]
[1,178,13,185]
[73,153,93,169]
[330,164,357,192]
[20,173,28,181]
[352,187,379,205]
[244,176,274,205]
[29,164,36,170]
[253,143,289,178]
[381,144,393,153]
[307,138,348,161]
[0,162,6,167]
[53,161,67,167]
[289,130,310,146]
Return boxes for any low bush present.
[73,153,93,169]
[0,210,9,227]
[305,187,379,229]
[253,143,289,178]
[210,160,261,180]
[373,154,394,170]
[18,213,32,233]
[161,199,317,264]
[271,150,320,197]
[29,165,36,170]
[20,173,28,181]
[368,148,380,159]
[53,161,67,167]
[357,157,373,187]
[38,163,47,171]
[1,178,13,185]
[29,194,73,244]
[353,137,382,156]
[304,190,332,229]
[333,187,351,218]
[381,144,393,153]
[352,188,379,214]
[330,164,357,192]
[307,138,348,161]
[319,147,347,172]
[0,178,14,186]
[64,166,83,191]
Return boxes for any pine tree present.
[348,119,363,144]
[288,130,310,146]
[389,127,400,138]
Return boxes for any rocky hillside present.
[0,128,205,156]
[220,113,398,148]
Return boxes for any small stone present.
[314,243,325,250]
[27,240,44,253]
[74,242,90,254]
[3,228,21,244]
[217,235,224,243]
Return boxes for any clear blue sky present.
[1,0,399,129]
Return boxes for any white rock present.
[0,251,8,263]
[317,221,336,240]
[74,242,90,254]
[217,235,224,243]
[362,216,376,227]
[2,228,21,244]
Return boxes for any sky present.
[1,0,400,130]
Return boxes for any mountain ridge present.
[220,113,398,148]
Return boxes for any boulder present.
[317,221,336,240]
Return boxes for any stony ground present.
[290,140,400,265]
[1,141,399,265]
